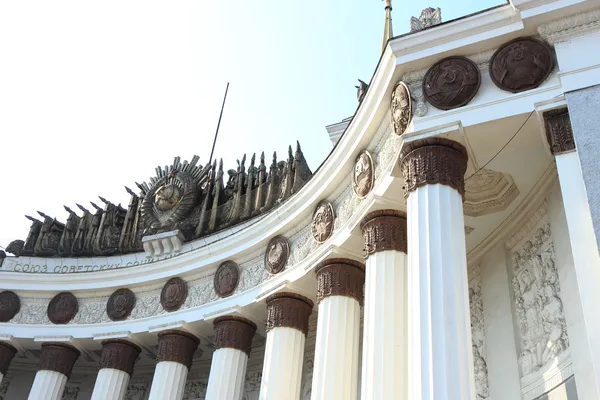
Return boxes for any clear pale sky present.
[0,0,504,249]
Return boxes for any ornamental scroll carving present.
[315,259,365,305]
[125,383,149,400]
[400,138,468,196]
[391,82,412,136]
[511,222,569,378]
[361,210,407,256]
[423,56,481,110]
[0,291,20,322]
[266,292,314,336]
[38,343,81,378]
[544,108,575,155]
[490,37,555,93]
[213,316,257,355]
[47,292,78,324]
[183,380,208,400]
[469,279,490,400]
[107,288,136,321]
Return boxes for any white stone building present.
[1,0,600,399]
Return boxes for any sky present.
[0,0,505,249]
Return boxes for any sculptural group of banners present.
[5,142,312,258]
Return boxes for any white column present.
[90,339,141,400]
[360,211,408,400]
[401,138,475,400]
[27,342,80,400]
[311,259,365,400]
[28,370,68,400]
[545,108,600,399]
[206,316,257,400]
[147,330,200,400]
[0,341,17,386]
[259,292,314,400]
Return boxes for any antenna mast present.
[209,82,230,165]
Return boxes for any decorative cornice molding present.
[400,138,468,196]
[360,210,407,256]
[544,108,575,155]
[213,316,257,356]
[315,258,365,305]
[156,330,200,370]
[0,342,17,375]
[538,9,600,45]
[265,292,314,336]
[99,339,141,376]
[38,342,81,378]
[505,200,548,249]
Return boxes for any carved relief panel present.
[511,221,569,378]
[469,276,490,400]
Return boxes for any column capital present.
[38,342,81,378]
[266,292,314,336]
[315,258,365,305]
[399,138,468,196]
[544,108,575,155]
[361,210,407,256]
[213,316,257,356]
[99,339,141,376]
[156,330,200,370]
[0,341,17,375]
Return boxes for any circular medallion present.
[423,56,481,110]
[265,236,290,275]
[311,201,335,243]
[154,183,183,211]
[490,37,554,93]
[160,277,188,312]
[391,81,412,136]
[107,288,136,321]
[214,261,240,298]
[353,151,374,198]
[0,291,20,322]
[47,292,78,324]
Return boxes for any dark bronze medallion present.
[47,292,78,324]
[490,37,554,93]
[265,236,290,275]
[214,261,239,298]
[107,288,136,321]
[0,291,20,322]
[423,56,481,110]
[161,277,188,312]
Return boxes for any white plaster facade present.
[2,1,600,399]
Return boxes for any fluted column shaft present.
[311,259,365,400]
[206,316,257,400]
[91,339,141,400]
[0,342,17,386]
[360,210,408,399]
[259,292,314,400]
[400,138,475,400]
[148,330,200,400]
[27,342,80,400]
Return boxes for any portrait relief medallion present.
[107,288,136,321]
[353,150,374,198]
[0,290,20,322]
[423,56,481,110]
[391,81,412,136]
[311,201,335,243]
[160,277,188,312]
[214,261,240,298]
[490,37,554,93]
[47,292,78,324]
[265,236,290,275]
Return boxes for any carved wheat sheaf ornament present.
[353,150,374,198]
[265,235,290,275]
[391,81,412,135]
[423,56,481,110]
[490,37,555,93]
[311,201,335,243]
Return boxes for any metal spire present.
[382,0,393,54]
